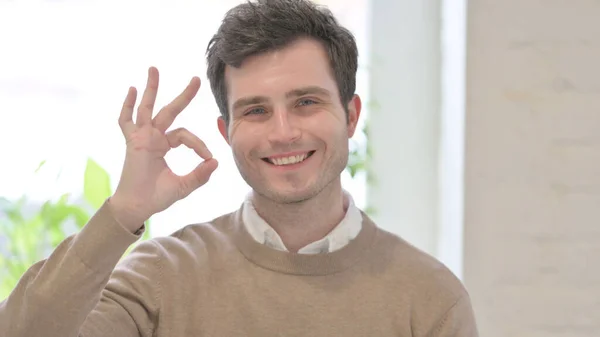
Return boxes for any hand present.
[110,67,218,231]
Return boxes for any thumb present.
[178,158,219,198]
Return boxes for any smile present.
[262,150,316,166]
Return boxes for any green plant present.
[346,118,371,180]
[346,101,375,215]
[0,158,150,300]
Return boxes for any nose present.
[267,107,301,145]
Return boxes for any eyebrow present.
[285,86,332,99]
[231,86,332,112]
[232,96,269,112]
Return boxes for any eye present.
[297,98,317,107]
[244,107,266,115]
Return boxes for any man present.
[0,0,478,336]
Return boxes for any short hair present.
[206,0,359,124]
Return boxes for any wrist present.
[108,196,148,233]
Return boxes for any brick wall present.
[463,1,600,336]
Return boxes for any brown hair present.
[206,0,358,124]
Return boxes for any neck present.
[251,180,347,253]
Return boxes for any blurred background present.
[0,0,598,336]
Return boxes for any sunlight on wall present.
[0,0,369,237]
[438,0,467,279]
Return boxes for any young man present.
[0,0,478,336]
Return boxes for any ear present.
[217,116,230,145]
[346,94,362,138]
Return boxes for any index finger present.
[118,86,137,136]
[153,76,201,133]
[136,67,159,125]
[166,128,213,160]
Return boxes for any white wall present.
[437,0,468,280]
[367,0,444,258]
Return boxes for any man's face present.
[218,38,361,204]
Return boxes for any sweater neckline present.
[230,204,378,276]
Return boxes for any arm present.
[430,294,479,337]
[0,200,158,337]
[0,203,157,337]
[0,66,216,337]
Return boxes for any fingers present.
[166,128,213,160]
[119,87,137,136]
[178,158,219,198]
[166,127,218,198]
[153,77,201,133]
[136,67,159,126]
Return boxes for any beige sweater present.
[0,200,478,336]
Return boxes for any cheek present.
[229,126,261,160]
[227,119,242,139]
[308,115,348,142]
[230,120,265,140]
[228,129,247,156]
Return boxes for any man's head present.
[206,0,361,204]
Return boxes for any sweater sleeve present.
[0,200,161,337]
[431,294,479,337]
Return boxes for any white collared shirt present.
[241,192,363,254]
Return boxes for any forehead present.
[224,38,339,104]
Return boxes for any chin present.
[256,183,322,205]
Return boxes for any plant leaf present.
[68,206,91,229]
[34,160,46,173]
[84,158,112,209]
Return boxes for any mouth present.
[261,150,316,166]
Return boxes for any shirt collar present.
[241,191,363,254]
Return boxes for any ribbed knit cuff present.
[71,199,143,274]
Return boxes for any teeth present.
[270,154,308,166]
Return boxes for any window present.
[0,0,370,237]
